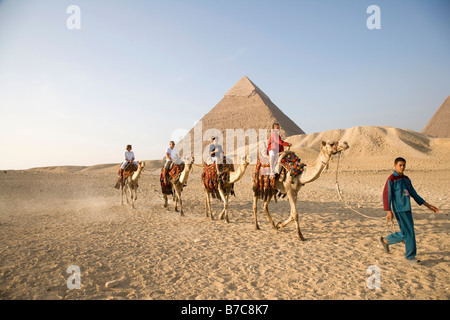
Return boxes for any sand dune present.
[286,126,450,171]
[27,161,165,175]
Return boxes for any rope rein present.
[334,152,397,233]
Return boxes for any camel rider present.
[267,122,291,177]
[209,136,224,173]
[164,141,182,184]
[115,144,138,188]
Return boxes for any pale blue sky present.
[0,0,449,169]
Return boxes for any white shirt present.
[125,150,135,161]
[166,147,181,164]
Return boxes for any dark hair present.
[394,157,406,164]
[126,144,132,149]
[272,122,280,129]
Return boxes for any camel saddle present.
[160,162,185,195]
[279,152,306,183]
[253,150,306,199]
[201,157,235,199]
[119,162,138,179]
[253,154,276,201]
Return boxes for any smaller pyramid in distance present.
[422,96,450,138]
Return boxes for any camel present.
[204,155,250,223]
[163,157,194,216]
[253,140,349,240]
[121,161,145,209]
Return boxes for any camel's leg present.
[276,191,305,241]
[217,188,226,222]
[131,185,136,209]
[174,186,184,216]
[123,182,130,205]
[124,182,130,205]
[204,189,214,220]
[293,209,305,241]
[163,194,168,209]
[276,191,296,229]
[224,192,230,223]
[262,195,277,230]
[218,188,229,223]
[289,189,305,240]
[172,185,178,212]
[253,196,260,230]
[120,184,124,205]
[208,192,214,220]
[204,189,209,217]
[127,185,132,205]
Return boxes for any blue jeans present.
[385,210,417,260]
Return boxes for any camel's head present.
[321,140,350,156]
[138,161,145,170]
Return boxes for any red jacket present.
[267,132,290,154]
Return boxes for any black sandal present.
[380,236,390,253]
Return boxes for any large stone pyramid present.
[422,96,450,138]
[178,76,304,160]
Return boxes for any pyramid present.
[422,96,450,138]
[178,76,305,159]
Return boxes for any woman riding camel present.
[267,122,291,177]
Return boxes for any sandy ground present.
[0,162,448,300]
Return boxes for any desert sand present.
[0,126,449,300]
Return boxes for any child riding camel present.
[115,144,138,189]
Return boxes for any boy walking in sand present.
[380,157,439,264]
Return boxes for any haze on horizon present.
[0,0,449,170]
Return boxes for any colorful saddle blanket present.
[202,163,219,195]
[202,160,234,199]
[253,155,276,200]
[160,163,185,194]
[280,153,306,182]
